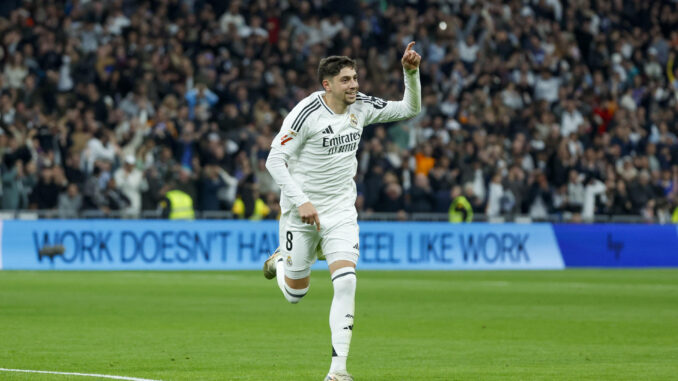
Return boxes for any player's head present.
[318,56,358,105]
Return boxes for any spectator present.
[533,69,560,104]
[175,166,199,203]
[463,183,485,215]
[504,165,527,216]
[114,155,147,218]
[173,124,200,171]
[1,160,35,210]
[408,174,436,213]
[103,178,130,213]
[628,170,657,213]
[396,153,415,193]
[485,172,504,218]
[582,177,607,222]
[526,171,553,219]
[232,183,270,220]
[560,99,584,137]
[141,166,165,212]
[187,80,219,116]
[119,85,155,120]
[566,170,585,213]
[448,185,473,223]
[610,180,634,215]
[363,163,384,212]
[58,183,83,219]
[82,166,108,212]
[1,92,16,126]
[414,143,435,176]
[83,130,117,174]
[29,164,66,210]
[428,157,453,194]
[375,182,406,213]
[159,181,195,220]
[3,52,27,89]
[199,162,227,211]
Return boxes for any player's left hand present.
[401,41,421,71]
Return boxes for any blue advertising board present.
[1,220,279,270]
[553,224,678,267]
[2,220,677,270]
[356,222,563,270]
[0,220,565,270]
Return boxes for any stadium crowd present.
[1,0,678,222]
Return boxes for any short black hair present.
[317,56,357,85]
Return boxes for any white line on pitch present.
[0,367,162,381]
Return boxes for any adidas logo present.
[322,125,334,134]
[353,243,359,250]
[343,325,353,331]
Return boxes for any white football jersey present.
[267,70,421,220]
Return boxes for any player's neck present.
[322,93,348,114]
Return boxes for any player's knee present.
[331,267,356,298]
[283,284,309,304]
[283,269,310,304]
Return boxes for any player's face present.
[329,67,359,105]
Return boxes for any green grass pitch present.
[1,270,677,380]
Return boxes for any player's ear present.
[322,78,331,92]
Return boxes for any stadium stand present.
[1,0,677,223]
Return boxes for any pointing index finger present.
[405,41,416,52]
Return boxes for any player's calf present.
[329,266,356,374]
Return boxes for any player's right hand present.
[401,41,421,71]
[298,202,321,231]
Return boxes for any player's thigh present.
[321,221,360,267]
[280,226,320,276]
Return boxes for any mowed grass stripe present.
[1,270,676,380]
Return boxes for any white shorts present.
[279,210,359,278]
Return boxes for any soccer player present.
[264,42,422,381]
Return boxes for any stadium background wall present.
[0,221,676,270]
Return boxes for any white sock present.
[329,267,356,373]
[330,356,347,374]
[275,256,285,294]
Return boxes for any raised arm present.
[360,41,422,125]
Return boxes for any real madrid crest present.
[350,113,358,128]
[286,255,293,266]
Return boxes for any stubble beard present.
[344,90,357,105]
